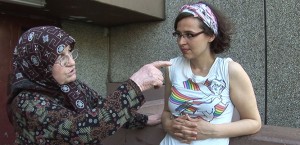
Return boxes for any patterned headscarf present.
[8,26,90,113]
[180,2,218,35]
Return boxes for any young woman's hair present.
[174,1,233,54]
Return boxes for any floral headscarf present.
[180,1,218,35]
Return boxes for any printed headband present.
[180,2,218,35]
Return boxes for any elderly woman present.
[7,26,171,144]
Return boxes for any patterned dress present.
[9,80,147,145]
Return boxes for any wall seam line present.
[264,0,268,125]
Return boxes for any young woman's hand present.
[170,115,214,143]
[184,115,214,140]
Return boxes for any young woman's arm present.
[161,67,197,143]
[161,67,174,136]
[184,61,262,139]
[210,61,261,138]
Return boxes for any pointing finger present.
[151,61,172,68]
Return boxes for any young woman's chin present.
[183,54,194,60]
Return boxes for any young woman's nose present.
[177,36,188,45]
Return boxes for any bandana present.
[180,2,218,35]
[8,26,91,113]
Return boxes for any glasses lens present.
[172,32,179,38]
[71,49,78,60]
[59,56,68,67]
[57,49,79,67]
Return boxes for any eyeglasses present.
[172,31,204,41]
[55,49,78,67]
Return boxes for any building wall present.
[62,22,109,96]
[266,0,300,128]
[62,0,300,128]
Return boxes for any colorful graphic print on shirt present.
[170,78,230,121]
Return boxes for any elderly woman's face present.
[52,45,77,85]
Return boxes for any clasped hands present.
[167,114,214,144]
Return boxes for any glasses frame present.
[172,31,204,41]
[56,49,78,67]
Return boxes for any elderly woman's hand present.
[146,114,162,126]
[130,61,171,92]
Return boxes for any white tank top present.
[160,56,234,145]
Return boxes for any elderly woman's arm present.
[11,80,145,144]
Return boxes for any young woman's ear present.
[208,35,216,42]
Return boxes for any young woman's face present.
[52,45,77,85]
[175,17,215,59]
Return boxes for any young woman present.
[160,1,261,145]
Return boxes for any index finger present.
[151,61,172,68]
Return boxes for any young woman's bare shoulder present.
[228,60,247,78]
